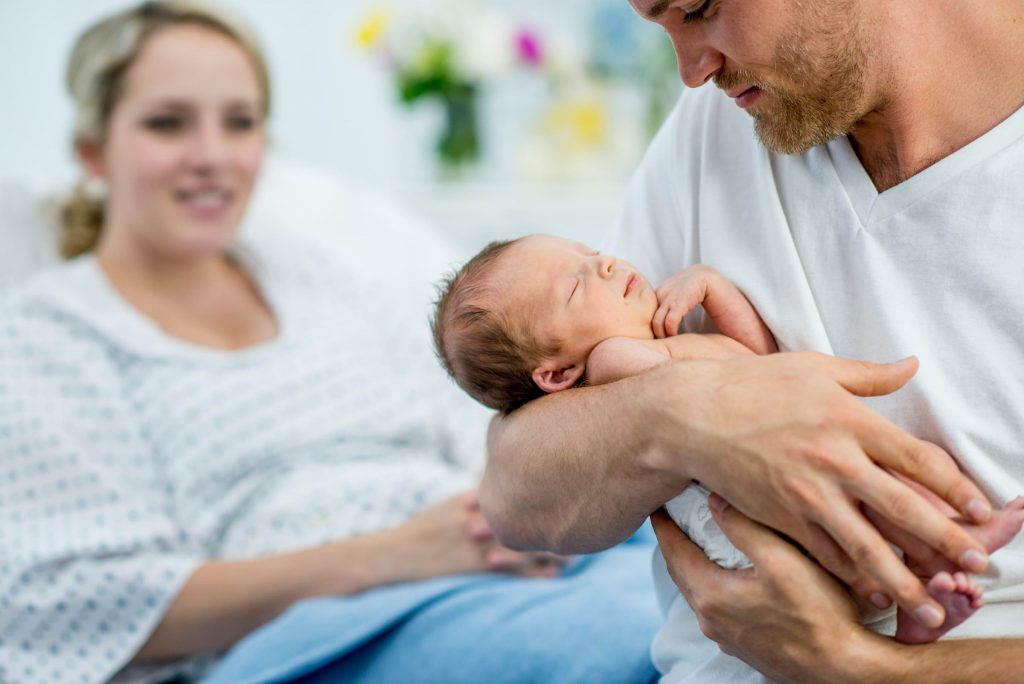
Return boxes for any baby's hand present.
[653,265,720,339]
[654,265,778,354]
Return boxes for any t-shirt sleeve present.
[0,297,203,684]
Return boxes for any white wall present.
[0,0,673,251]
[0,0,411,191]
[0,1,621,187]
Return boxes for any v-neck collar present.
[826,103,1024,226]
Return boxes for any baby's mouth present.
[624,273,638,297]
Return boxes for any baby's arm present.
[585,333,751,387]
[585,337,672,387]
[653,264,778,354]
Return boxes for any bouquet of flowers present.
[356,1,544,171]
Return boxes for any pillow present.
[0,182,60,288]
[0,158,465,309]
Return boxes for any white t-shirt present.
[604,84,1024,683]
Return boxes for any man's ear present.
[532,359,586,394]
[75,139,106,181]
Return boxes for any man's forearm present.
[481,365,694,553]
[848,634,1024,684]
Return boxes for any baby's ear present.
[532,361,586,394]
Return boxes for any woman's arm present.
[136,491,559,661]
[651,506,1024,683]
[482,352,993,622]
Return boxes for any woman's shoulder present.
[0,257,131,356]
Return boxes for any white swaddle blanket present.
[664,484,750,570]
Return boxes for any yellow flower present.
[542,100,607,152]
[354,7,393,51]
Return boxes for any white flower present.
[452,7,516,81]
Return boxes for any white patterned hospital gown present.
[0,222,490,683]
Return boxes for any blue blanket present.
[202,531,660,683]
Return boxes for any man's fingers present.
[854,465,988,574]
[707,497,792,563]
[821,354,918,398]
[810,351,992,523]
[857,421,992,524]
[651,509,722,599]
[815,504,947,628]
[863,505,949,574]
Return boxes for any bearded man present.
[481,0,1024,680]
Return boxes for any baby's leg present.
[869,497,1024,643]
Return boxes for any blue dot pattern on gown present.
[0,220,493,684]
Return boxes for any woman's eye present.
[227,115,256,131]
[144,116,183,132]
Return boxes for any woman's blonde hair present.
[61,0,271,258]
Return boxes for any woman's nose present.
[187,120,229,171]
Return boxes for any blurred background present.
[0,0,680,254]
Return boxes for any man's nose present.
[666,24,724,88]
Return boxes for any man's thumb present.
[834,355,918,397]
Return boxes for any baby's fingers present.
[662,305,685,338]
[652,304,671,339]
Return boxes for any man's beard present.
[716,3,868,155]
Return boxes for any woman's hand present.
[651,504,898,684]
[378,489,568,584]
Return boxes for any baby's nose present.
[592,254,615,278]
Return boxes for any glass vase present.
[436,83,480,176]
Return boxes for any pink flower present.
[515,28,543,67]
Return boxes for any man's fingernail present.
[914,604,944,629]
[961,549,988,573]
[708,494,729,513]
[967,498,991,522]
[869,593,892,609]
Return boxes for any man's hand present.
[651,506,901,683]
[652,353,992,626]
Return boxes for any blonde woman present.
[0,3,659,683]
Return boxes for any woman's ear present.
[75,139,106,180]
[532,360,586,394]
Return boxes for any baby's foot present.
[964,496,1024,554]
[895,571,984,644]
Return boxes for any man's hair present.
[432,239,557,413]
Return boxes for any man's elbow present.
[478,469,550,551]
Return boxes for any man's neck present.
[850,0,1024,192]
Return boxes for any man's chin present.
[752,114,850,156]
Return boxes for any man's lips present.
[725,85,757,99]
[726,86,763,110]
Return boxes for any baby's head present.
[432,234,657,412]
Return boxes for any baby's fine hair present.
[432,239,556,413]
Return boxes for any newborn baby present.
[432,234,1024,644]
